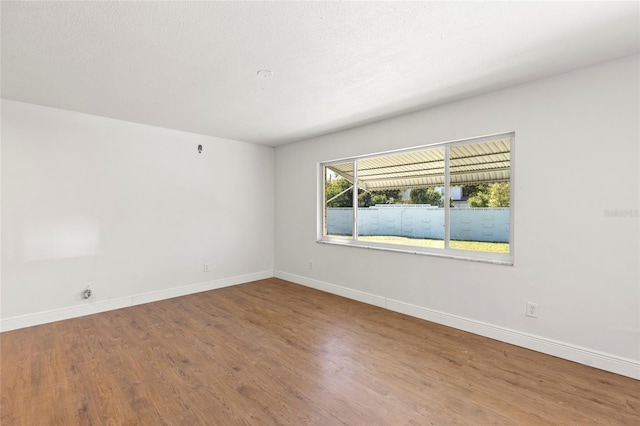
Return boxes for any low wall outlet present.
[204,264,210,272]
[526,302,538,318]
[308,261,313,270]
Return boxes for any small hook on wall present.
[197,144,203,154]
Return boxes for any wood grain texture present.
[1,278,639,425]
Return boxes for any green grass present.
[344,235,509,253]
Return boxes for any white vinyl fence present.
[327,205,509,243]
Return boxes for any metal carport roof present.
[327,138,510,191]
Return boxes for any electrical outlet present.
[526,302,538,318]
[204,264,210,272]
[308,260,313,270]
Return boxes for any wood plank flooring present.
[1,278,639,425]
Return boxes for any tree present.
[488,183,510,207]
[468,191,489,207]
[358,189,403,207]
[325,177,353,207]
[327,179,405,208]
[462,184,488,198]
[409,188,442,206]
[370,194,387,205]
[466,183,510,207]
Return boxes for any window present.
[319,133,514,264]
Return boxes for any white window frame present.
[317,133,515,265]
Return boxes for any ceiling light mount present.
[257,69,273,78]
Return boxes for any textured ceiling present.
[2,1,639,146]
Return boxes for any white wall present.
[1,100,274,330]
[274,55,640,379]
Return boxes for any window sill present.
[317,238,514,266]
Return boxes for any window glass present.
[324,162,354,239]
[356,148,445,249]
[450,139,511,253]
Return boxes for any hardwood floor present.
[1,278,638,425]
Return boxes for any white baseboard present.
[275,270,387,308]
[274,270,640,380]
[0,270,273,332]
